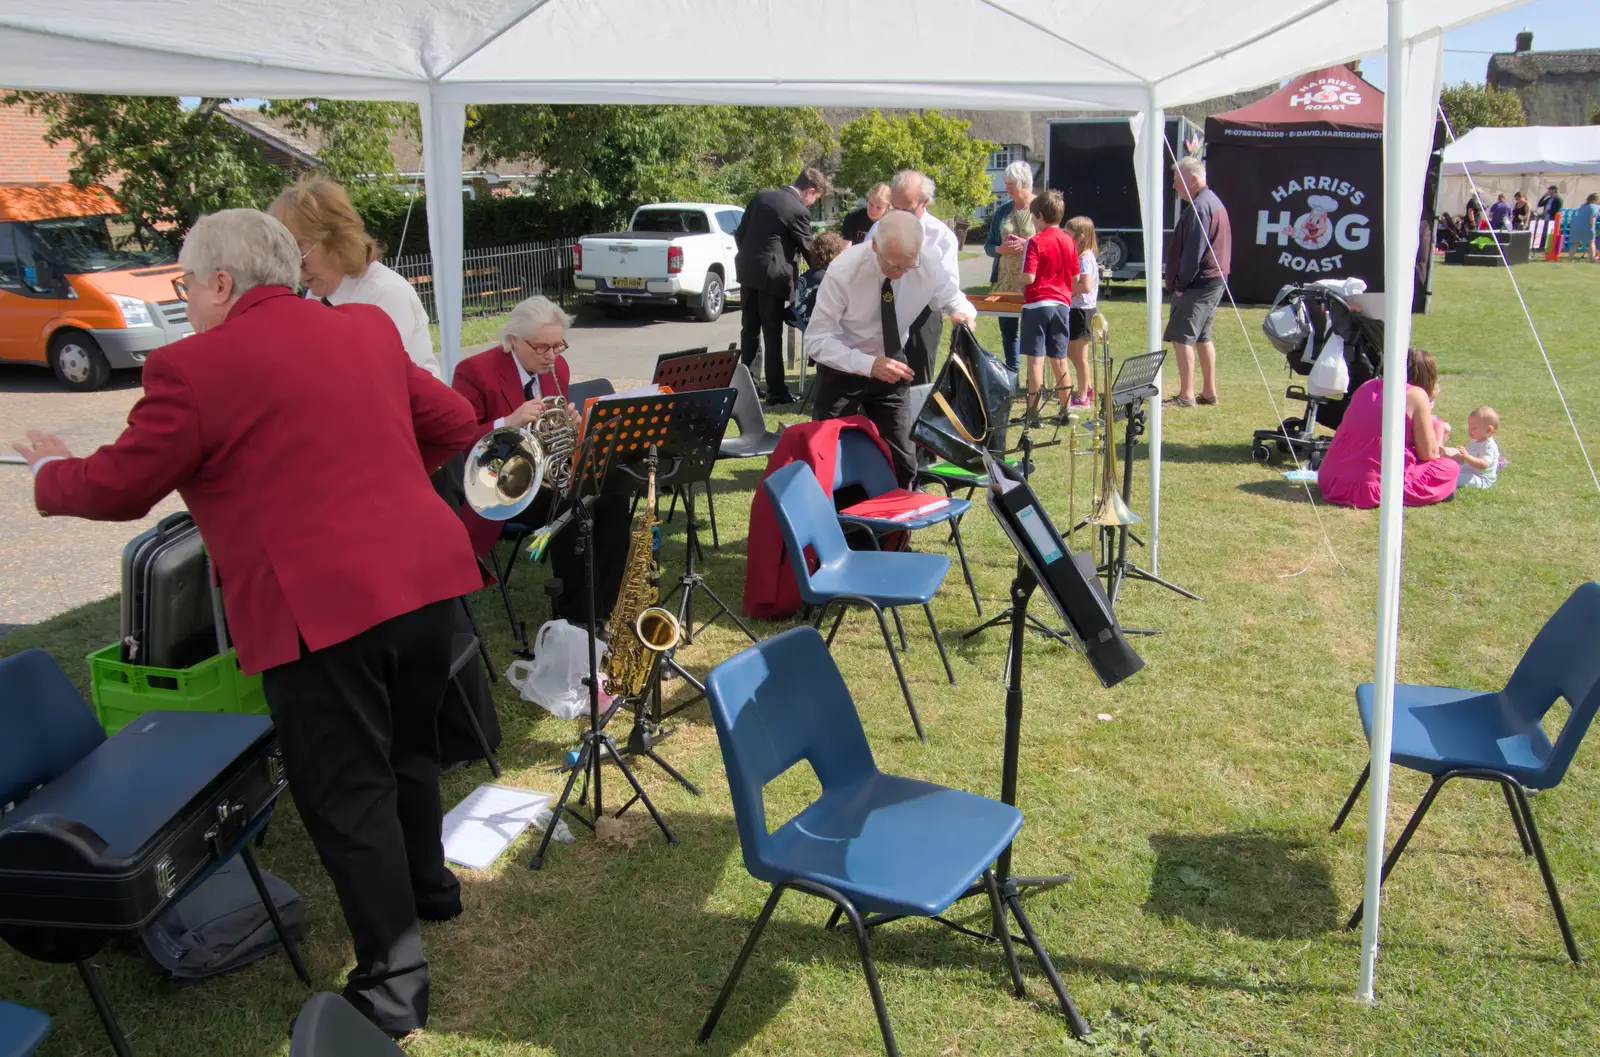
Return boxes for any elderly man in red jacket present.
[13,209,480,1039]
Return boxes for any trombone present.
[1066,313,1140,551]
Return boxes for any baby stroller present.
[1252,278,1383,469]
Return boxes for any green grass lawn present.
[6,262,1600,1056]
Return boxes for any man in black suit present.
[735,167,827,404]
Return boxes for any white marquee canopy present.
[1443,124,1600,176]
[0,0,1530,1001]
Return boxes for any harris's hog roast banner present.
[1205,66,1385,304]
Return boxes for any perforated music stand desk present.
[1109,349,1165,408]
[651,346,741,392]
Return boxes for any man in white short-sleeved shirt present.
[808,209,974,485]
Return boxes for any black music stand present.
[1093,350,1200,623]
[586,388,741,798]
[654,345,742,551]
[964,424,1076,649]
[529,407,683,870]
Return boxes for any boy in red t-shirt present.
[1019,190,1080,416]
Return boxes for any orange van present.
[0,183,191,391]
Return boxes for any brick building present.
[0,102,79,184]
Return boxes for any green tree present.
[467,104,832,227]
[0,94,280,234]
[1,93,413,234]
[836,109,995,225]
[704,106,835,203]
[1438,82,1525,138]
[261,99,415,209]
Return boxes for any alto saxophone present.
[604,447,682,700]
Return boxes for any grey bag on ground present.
[142,856,305,981]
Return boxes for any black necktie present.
[880,278,903,362]
[523,377,536,401]
[319,297,332,307]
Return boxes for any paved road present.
[0,305,742,629]
[0,254,993,629]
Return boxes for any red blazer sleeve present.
[408,361,478,472]
[34,353,204,521]
[450,356,498,445]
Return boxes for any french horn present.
[462,396,578,520]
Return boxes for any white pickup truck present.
[573,202,744,322]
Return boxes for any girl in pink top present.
[1317,346,1458,508]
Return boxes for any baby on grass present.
[1445,405,1501,490]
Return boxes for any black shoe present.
[764,389,797,405]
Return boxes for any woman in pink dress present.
[1317,347,1458,508]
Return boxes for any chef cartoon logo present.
[1257,177,1371,274]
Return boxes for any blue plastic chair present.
[1331,582,1600,964]
[833,430,982,617]
[700,626,1058,1057]
[0,1002,51,1057]
[762,461,954,743]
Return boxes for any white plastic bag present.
[1307,332,1350,398]
[505,619,602,720]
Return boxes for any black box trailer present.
[1042,115,1203,281]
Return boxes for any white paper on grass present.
[442,784,553,870]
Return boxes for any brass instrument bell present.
[463,427,547,521]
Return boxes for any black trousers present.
[740,289,789,397]
[904,306,943,387]
[530,490,631,626]
[260,599,458,1035]
[813,365,915,487]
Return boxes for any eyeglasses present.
[297,243,314,262]
[521,339,569,357]
[171,274,191,302]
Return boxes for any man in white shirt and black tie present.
[807,209,975,486]
[864,170,963,386]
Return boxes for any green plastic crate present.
[88,644,268,734]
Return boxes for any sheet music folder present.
[983,455,1144,688]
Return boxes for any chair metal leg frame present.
[947,517,983,617]
[923,603,956,686]
[700,879,899,1057]
[1343,766,1582,965]
[1329,761,1370,833]
[239,843,314,985]
[890,607,908,652]
[458,597,497,684]
[1502,782,1534,856]
[702,477,720,550]
[811,594,927,742]
[820,870,1089,1038]
[450,676,501,778]
[487,539,533,654]
[77,958,133,1057]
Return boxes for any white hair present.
[500,295,573,351]
[874,209,923,256]
[179,210,300,293]
[1177,156,1206,185]
[1004,160,1033,190]
[892,169,935,206]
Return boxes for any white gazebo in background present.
[0,0,1532,1000]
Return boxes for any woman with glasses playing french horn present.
[451,295,631,631]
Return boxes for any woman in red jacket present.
[451,296,629,628]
